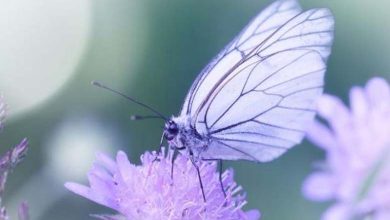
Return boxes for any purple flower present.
[0,97,29,220]
[18,202,29,220]
[65,149,260,220]
[303,77,390,220]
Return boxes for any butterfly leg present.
[170,149,179,180]
[158,132,164,150]
[170,146,186,180]
[189,152,206,202]
[218,160,227,198]
[153,132,165,162]
[202,159,226,198]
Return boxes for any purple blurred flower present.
[18,202,29,220]
[0,138,29,195]
[66,149,260,220]
[0,97,29,220]
[303,77,390,220]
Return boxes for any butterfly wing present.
[181,0,334,162]
[181,0,302,116]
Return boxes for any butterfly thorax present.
[164,115,209,159]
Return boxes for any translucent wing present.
[181,0,302,116]
[181,0,334,162]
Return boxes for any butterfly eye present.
[168,124,178,135]
[164,120,178,141]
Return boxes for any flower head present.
[303,77,390,220]
[65,149,260,220]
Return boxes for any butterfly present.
[93,0,334,201]
[164,0,334,162]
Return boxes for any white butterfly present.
[163,0,334,163]
[92,0,334,201]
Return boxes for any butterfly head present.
[164,120,179,141]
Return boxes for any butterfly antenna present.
[130,115,165,121]
[91,81,168,121]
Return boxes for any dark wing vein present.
[206,59,265,129]
[185,1,304,117]
[260,85,323,98]
[219,131,298,144]
[195,10,327,121]
[244,50,314,95]
[209,85,321,135]
[279,30,333,41]
[206,50,320,129]
[262,67,325,91]
[213,140,261,162]
[252,119,305,132]
[276,105,316,112]
[257,9,330,55]
[235,1,297,48]
[212,137,288,149]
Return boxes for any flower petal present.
[17,201,29,220]
[375,209,390,220]
[316,95,351,138]
[350,86,369,118]
[302,172,336,201]
[65,182,118,210]
[245,210,261,220]
[115,151,133,183]
[96,152,116,174]
[321,204,351,220]
[365,77,390,107]
[306,121,336,150]
[317,94,348,120]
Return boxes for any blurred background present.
[0,0,389,219]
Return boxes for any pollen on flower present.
[65,148,260,220]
